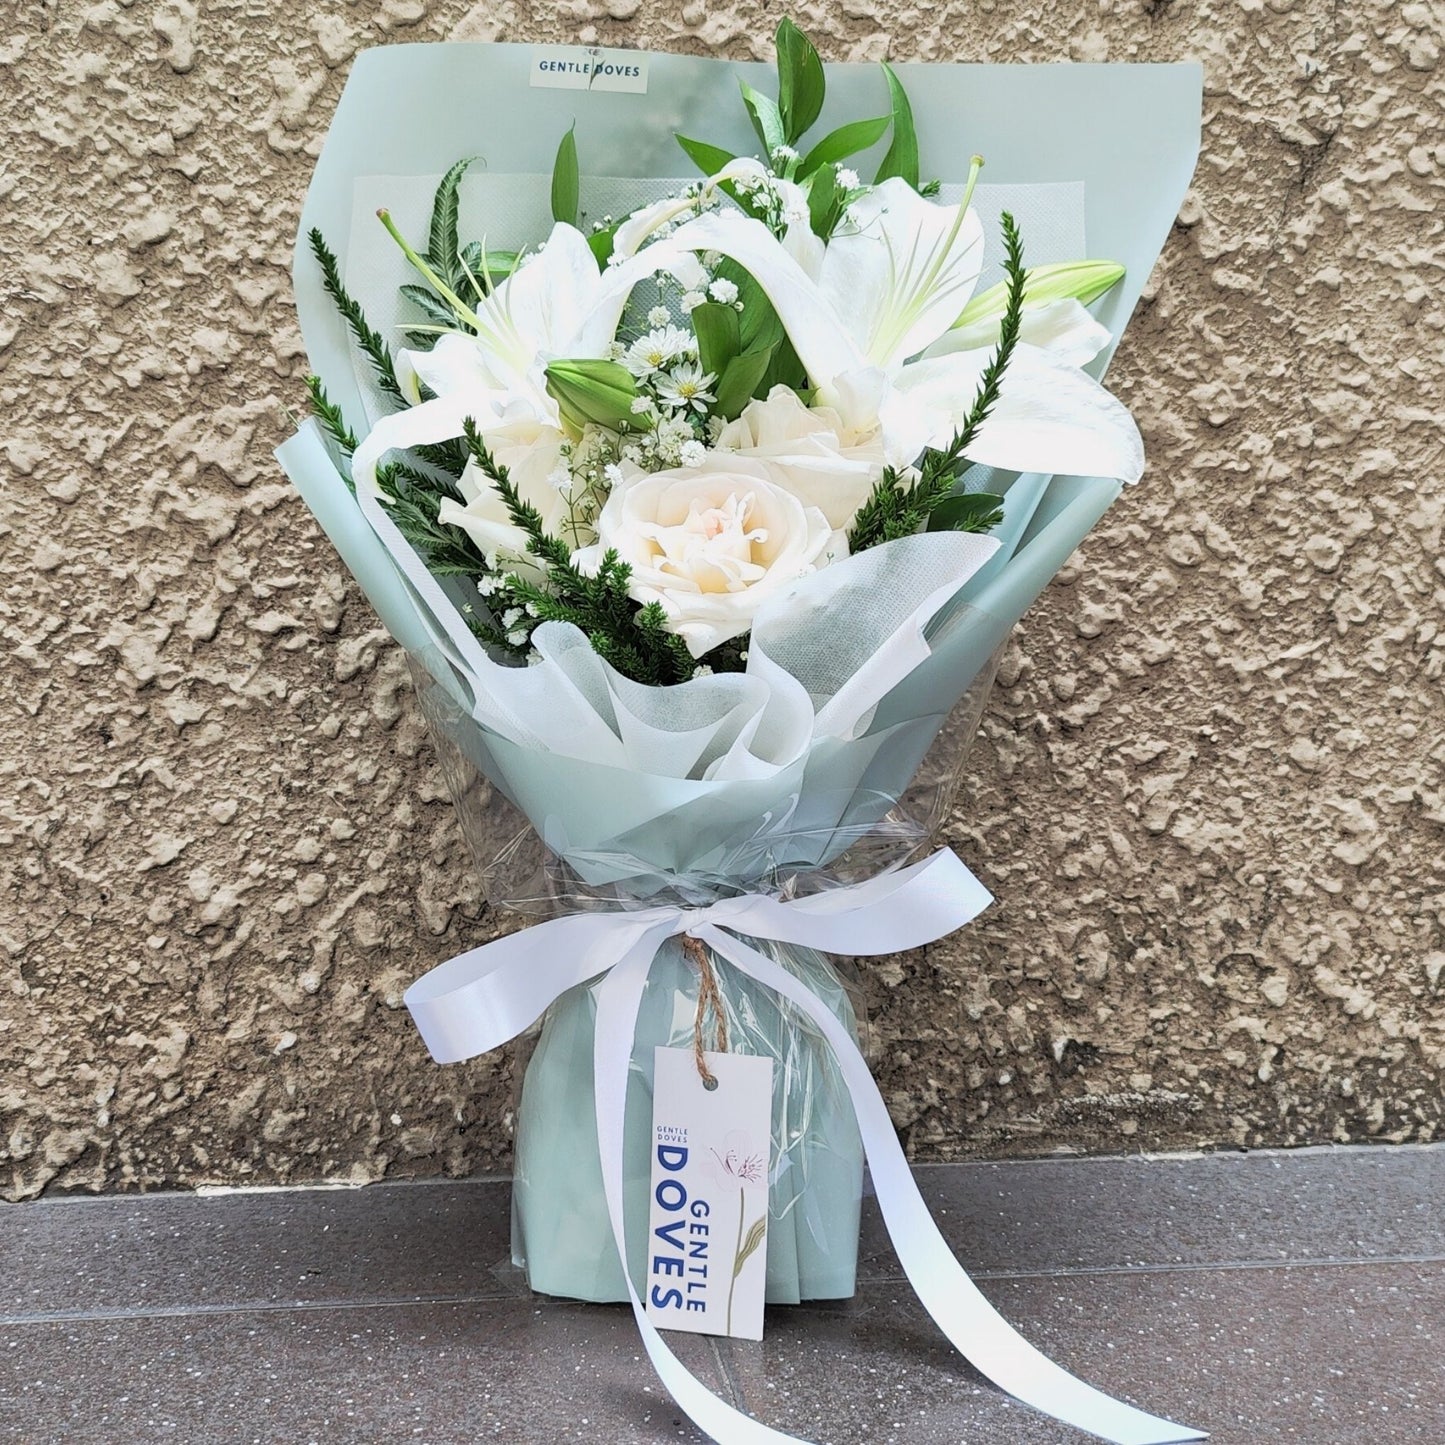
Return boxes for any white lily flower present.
[819,179,986,371]
[925,297,1111,369]
[355,181,1141,509]
[648,188,1143,483]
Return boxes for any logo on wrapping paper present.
[531,46,650,93]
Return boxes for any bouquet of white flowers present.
[279,23,1203,1444]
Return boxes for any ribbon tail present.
[591,933,814,1445]
[698,925,1208,1445]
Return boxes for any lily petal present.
[612,196,699,259]
[660,211,871,387]
[351,392,509,498]
[924,297,1112,369]
[819,178,984,371]
[398,332,500,399]
[894,342,1144,482]
[567,210,870,396]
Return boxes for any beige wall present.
[4,0,1442,1201]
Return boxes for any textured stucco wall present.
[4,0,1442,1201]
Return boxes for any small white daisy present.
[655,362,717,414]
[623,325,693,377]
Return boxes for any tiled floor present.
[3,1147,1442,1443]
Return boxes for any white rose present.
[437,418,572,576]
[713,386,886,530]
[574,455,843,658]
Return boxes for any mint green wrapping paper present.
[279,41,1200,1305]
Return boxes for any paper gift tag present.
[645,1047,773,1342]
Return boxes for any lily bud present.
[545,359,646,437]
[952,259,1125,332]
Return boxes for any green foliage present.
[799,114,891,176]
[713,348,775,420]
[551,125,580,227]
[948,209,1027,459]
[873,63,919,187]
[375,459,491,581]
[775,17,825,143]
[305,376,358,469]
[461,420,697,684]
[690,301,742,380]
[848,211,1026,552]
[426,156,475,294]
[739,78,785,156]
[675,134,736,177]
[308,228,402,402]
[926,490,1006,534]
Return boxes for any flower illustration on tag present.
[708,1129,767,1188]
[701,1129,769,1333]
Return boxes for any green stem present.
[376,208,485,331]
[727,1184,745,1336]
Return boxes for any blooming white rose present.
[574,454,843,657]
[436,418,572,576]
[714,386,887,531]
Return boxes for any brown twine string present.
[683,935,729,1088]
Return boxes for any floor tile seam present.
[861,1252,1445,1285]
[4,1252,1441,1327]
[0,1290,530,1328]
[12,1142,1443,1211]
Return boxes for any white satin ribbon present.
[405,849,1206,1445]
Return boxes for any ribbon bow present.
[406,849,1205,1445]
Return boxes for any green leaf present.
[739,78,785,157]
[733,1216,767,1276]
[308,227,402,402]
[400,283,458,330]
[551,125,579,227]
[806,164,839,238]
[690,301,742,380]
[714,347,774,419]
[676,133,736,178]
[427,157,474,286]
[775,17,825,144]
[715,261,783,352]
[757,333,805,396]
[586,225,616,268]
[927,491,1007,533]
[799,115,891,177]
[873,63,919,188]
[456,242,519,294]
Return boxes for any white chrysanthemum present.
[655,361,717,414]
[623,325,694,377]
